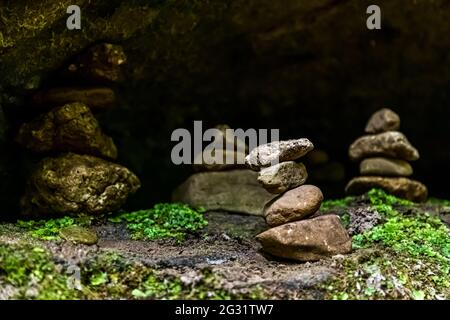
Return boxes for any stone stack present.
[346,108,428,202]
[17,43,140,218]
[246,139,352,262]
[173,125,276,216]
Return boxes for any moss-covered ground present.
[0,190,449,300]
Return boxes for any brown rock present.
[245,139,314,170]
[257,161,308,194]
[256,215,352,262]
[360,157,413,177]
[365,108,401,133]
[349,131,419,162]
[345,176,428,202]
[172,169,276,216]
[264,185,323,226]
[21,153,141,217]
[16,102,118,160]
[32,87,116,111]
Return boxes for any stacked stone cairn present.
[16,43,141,220]
[346,108,428,202]
[245,139,352,262]
[173,125,276,215]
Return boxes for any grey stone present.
[258,161,308,194]
[365,108,401,133]
[349,131,419,162]
[245,139,314,170]
[360,157,413,177]
[172,169,277,216]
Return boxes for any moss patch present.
[109,203,208,242]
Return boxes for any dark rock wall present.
[1,0,449,215]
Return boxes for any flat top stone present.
[349,131,419,162]
[365,108,400,133]
[245,139,314,170]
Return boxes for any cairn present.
[246,139,352,262]
[346,108,428,202]
[17,43,140,218]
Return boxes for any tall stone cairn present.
[346,108,428,202]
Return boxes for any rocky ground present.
[0,190,449,300]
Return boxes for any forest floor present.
[0,190,449,300]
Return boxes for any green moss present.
[320,196,354,211]
[0,243,80,299]
[17,215,93,241]
[324,249,450,300]
[109,203,208,242]
[366,188,414,217]
[428,198,450,206]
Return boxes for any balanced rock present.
[32,87,116,111]
[360,157,413,177]
[21,153,141,217]
[245,139,314,170]
[345,176,428,202]
[365,108,401,133]
[63,43,127,83]
[16,102,117,160]
[349,131,419,162]
[264,185,323,226]
[172,169,276,216]
[258,161,308,194]
[256,215,352,262]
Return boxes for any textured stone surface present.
[258,161,308,194]
[365,108,401,133]
[21,153,141,217]
[59,226,98,245]
[349,131,419,162]
[245,139,314,170]
[264,185,323,227]
[172,169,276,216]
[256,215,352,262]
[360,157,413,177]
[16,102,117,160]
[32,87,116,111]
[345,176,428,202]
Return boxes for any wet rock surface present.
[16,102,118,160]
[21,153,141,217]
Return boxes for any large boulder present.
[345,176,428,202]
[16,102,117,160]
[349,131,419,162]
[256,215,352,262]
[264,184,323,227]
[172,169,276,216]
[21,153,141,217]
